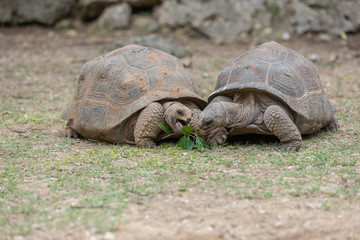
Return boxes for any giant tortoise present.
[200,41,339,150]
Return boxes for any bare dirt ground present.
[1,25,360,240]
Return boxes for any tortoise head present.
[163,102,192,133]
[200,101,227,130]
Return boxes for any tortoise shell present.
[208,41,336,133]
[61,44,206,143]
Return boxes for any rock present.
[335,0,360,33]
[55,19,82,29]
[155,0,268,44]
[126,0,159,8]
[291,0,321,34]
[155,0,360,43]
[0,0,12,23]
[55,19,74,29]
[73,0,158,21]
[282,32,291,41]
[318,33,333,42]
[181,58,192,68]
[0,0,75,26]
[328,52,339,63]
[308,54,319,62]
[290,0,360,35]
[102,34,192,58]
[306,0,329,8]
[73,0,120,21]
[103,232,115,240]
[12,236,25,240]
[131,15,161,34]
[96,3,132,30]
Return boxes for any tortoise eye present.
[177,110,184,116]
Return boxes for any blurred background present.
[1,0,360,44]
[1,0,360,114]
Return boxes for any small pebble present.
[328,52,338,63]
[182,58,192,68]
[282,32,291,41]
[104,232,115,240]
[206,225,214,231]
[319,33,332,42]
[308,54,319,62]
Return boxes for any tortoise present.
[61,44,227,148]
[200,41,339,151]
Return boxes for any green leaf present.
[179,135,194,150]
[195,136,206,152]
[340,31,348,40]
[156,121,170,133]
[181,125,193,135]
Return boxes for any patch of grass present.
[1,111,61,127]
[2,117,360,237]
[316,62,342,70]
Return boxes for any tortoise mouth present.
[175,120,187,132]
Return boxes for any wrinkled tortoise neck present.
[217,100,255,128]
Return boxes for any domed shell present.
[61,44,206,143]
[208,41,336,133]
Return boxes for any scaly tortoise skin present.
[61,44,227,147]
[200,41,339,151]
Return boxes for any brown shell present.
[61,44,206,142]
[208,41,336,133]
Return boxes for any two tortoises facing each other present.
[200,41,339,151]
[61,44,227,148]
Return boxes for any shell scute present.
[108,67,149,105]
[228,60,270,86]
[123,47,160,70]
[79,102,92,128]
[268,63,306,98]
[92,104,107,129]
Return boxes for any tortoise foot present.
[281,141,301,151]
[136,138,156,148]
[206,127,228,147]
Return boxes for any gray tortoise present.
[61,44,227,148]
[200,41,339,151]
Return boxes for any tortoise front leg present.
[134,102,165,148]
[264,105,302,151]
